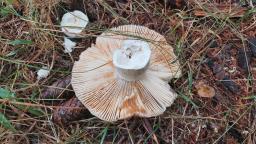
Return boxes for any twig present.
[125,120,134,144]
[0,99,83,109]
[142,118,159,144]
[172,118,174,144]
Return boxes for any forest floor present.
[0,0,256,143]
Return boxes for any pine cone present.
[41,75,72,99]
[53,97,92,125]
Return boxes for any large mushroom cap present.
[71,25,182,121]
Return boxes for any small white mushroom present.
[37,66,50,80]
[71,25,182,121]
[63,37,76,53]
[61,10,89,38]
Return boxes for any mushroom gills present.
[71,25,182,121]
[113,39,151,81]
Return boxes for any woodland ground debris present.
[0,0,255,143]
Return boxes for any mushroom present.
[71,25,182,121]
[63,37,76,53]
[37,66,50,80]
[60,10,89,38]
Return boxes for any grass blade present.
[0,112,16,132]
[0,88,15,99]
[99,126,108,144]
[8,39,32,46]
[178,92,198,108]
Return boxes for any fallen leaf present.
[195,82,216,98]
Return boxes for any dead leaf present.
[195,81,216,98]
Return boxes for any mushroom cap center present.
[113,39,151,81]
[113,39,151,70]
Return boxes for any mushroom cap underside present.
[72,25,181,121]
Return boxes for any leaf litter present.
[0,0,256,143]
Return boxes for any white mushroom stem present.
[63,37,76,53]
[113,39,151,81]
